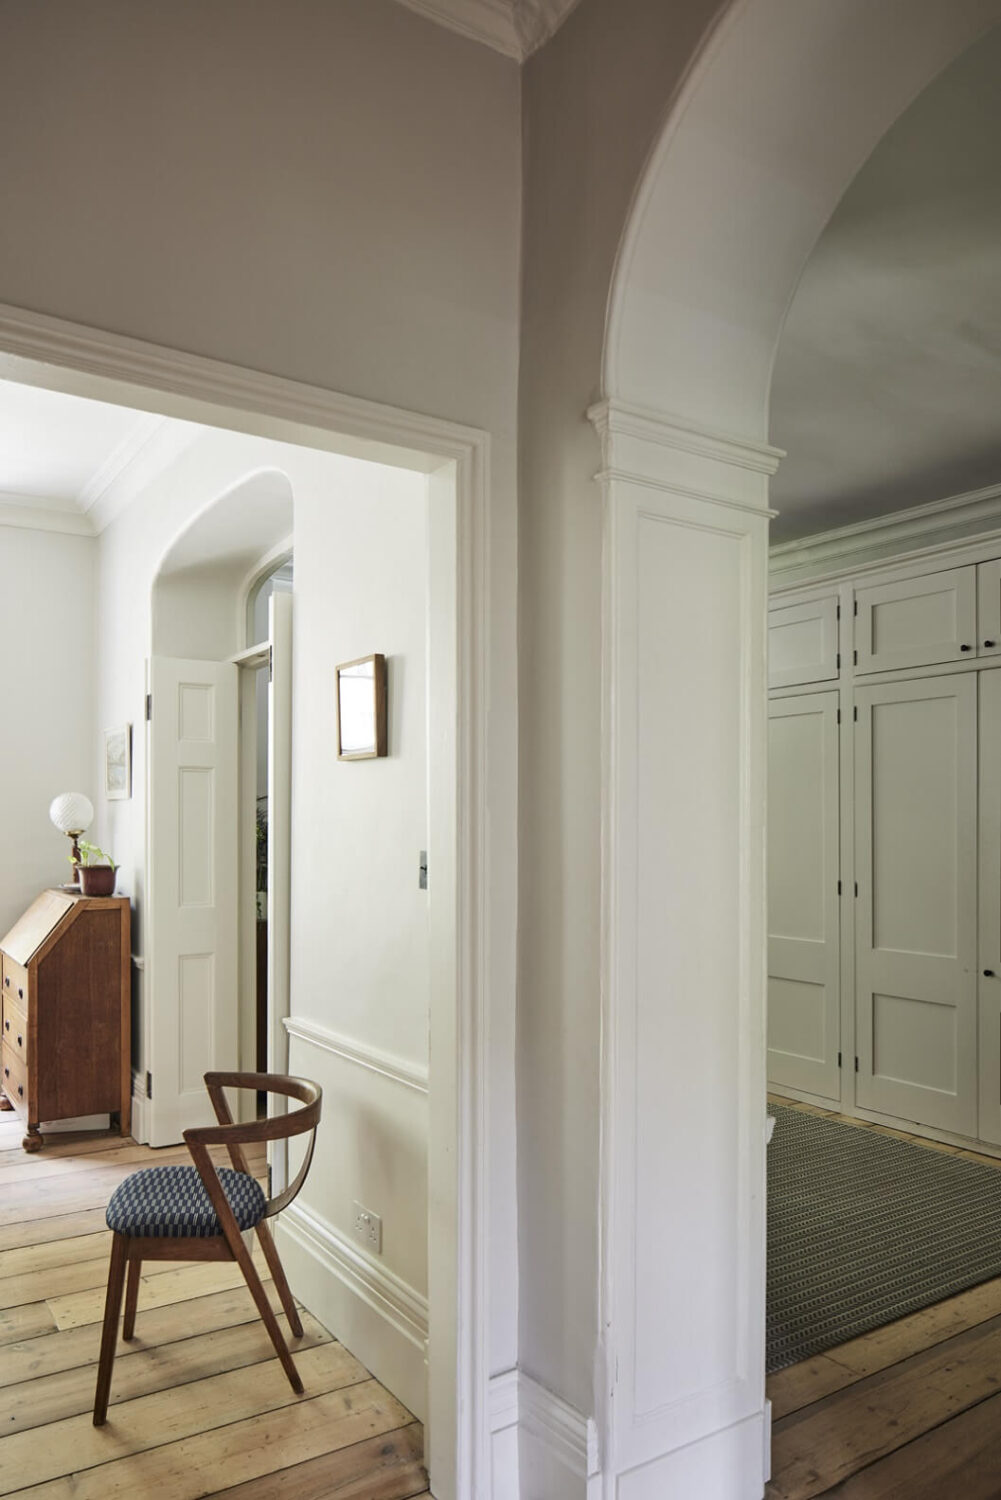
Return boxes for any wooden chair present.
[93,1070,322,1426]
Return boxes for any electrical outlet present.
[352,1200,382,1254]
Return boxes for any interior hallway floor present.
[767,1094,1001,1499]
[0,1113,428,1499]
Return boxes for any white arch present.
[592,5,1001,1496]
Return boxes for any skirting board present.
[490,1368,599,1500]
[276,1199,428,1424]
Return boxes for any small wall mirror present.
[336,654,388,760]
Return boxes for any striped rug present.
[767,1104,1001,1372]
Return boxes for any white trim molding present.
[283,1015,429,1094]
[489,1369,599,1496]
[0,298,495,1500]
[393,0,581,59]
[771,480,1001,588]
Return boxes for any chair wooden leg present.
[226,1227,303,1393]
[93,1233,129,1426]
[255,1220,303,1338]
[123,1254,141,1340]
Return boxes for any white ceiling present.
[770,25,1001,544]
[0,379,197,535]
[393,0,581,59]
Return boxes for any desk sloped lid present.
[0,890,76,966]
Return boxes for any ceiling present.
[0,380,197,535]
[769,24,1001,544]
[393,0,580,58]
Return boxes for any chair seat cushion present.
[106,1165,267,1238]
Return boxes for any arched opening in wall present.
[594,4,1001,1497]
[149,469,295,1147]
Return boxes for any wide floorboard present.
[0,1114,427,1499]
[767,1096,1001,1499]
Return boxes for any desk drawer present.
[2,956,29,1010]
[2,1043,27,1116]
[2,1001,27,1065]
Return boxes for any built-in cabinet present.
[768,543,1001,1150]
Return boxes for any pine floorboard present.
[767,1095,1001,1499]
[0,1129,427,1499]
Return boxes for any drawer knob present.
[17,1085,22,1097]
[3,977,8,987]
[986,641,997,649]
[960,643,973,652]
[3,1066,8,1079]
[985,969,997,978]
[17,988,23,1000]
[3,1019,7,1030]
[16,1035,22,1048]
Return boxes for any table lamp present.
[49,792,95,881]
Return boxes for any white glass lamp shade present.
[49,792,94,837]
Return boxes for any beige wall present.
[517,0,723,1413]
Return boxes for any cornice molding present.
[394,0,580,60]
[770,480,1001,585]
[0,491,95,537]
[588,398,785,477]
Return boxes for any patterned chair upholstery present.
[106,1164,268,1238]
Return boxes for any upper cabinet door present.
[768,595,839,688]
[977,559,1001,658]
[854,567,976,674]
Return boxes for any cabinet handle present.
[960,643,973,652]
[3,1067,8,1079]
[16,1035,22,1048]
[986,641,997,649]
[16,1085,22,1098]
[17,988,23,1000]
[985,969,996,978]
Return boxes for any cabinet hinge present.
[836,603,841,620]
[855,881,859,898]
[836,652,841,669]
[145,693,152,722]
[854,705,858,721]
[837,708,841,724]
[854,599,859,616]
[838,1051,842,1068]
[837,879,842,896]
[855,1057,859,1072]
[853,649,858,665]
[146,1070,153,1099]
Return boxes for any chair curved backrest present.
[184,1070,322,1218]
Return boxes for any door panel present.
[855,674,977,1134]
[768,595,839,689]
[978,559,1001,659]
[148,656,239,1146]
[767,692,840,1099]
[855,568,976,674]
[979,670,1001,1143]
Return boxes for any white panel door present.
[855,674,977,1135]
[266,590,293,1191]
[767,693,840,1100]
[147,656,239,1146]
[977,559,1001,659]
[854,567,976,674]
[979,670,1001,1143]
[768,595,839,688]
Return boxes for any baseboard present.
[489,1368,599,1500]
[276,1199,428,1424]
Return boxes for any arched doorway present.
[592,3,1001,1493]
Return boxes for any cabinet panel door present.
[768,692,841,1099]
[979,670,1001,1143]
[977,559,1001,659]
[855,675,977,1135]
[855,568,976,674]
[769,596,839,689]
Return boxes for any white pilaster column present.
[589,401,781,1500]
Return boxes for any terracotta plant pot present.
[79,864,117,897]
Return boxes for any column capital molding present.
[588,398,785,477]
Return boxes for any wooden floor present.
[767,1095,1001,1499]
[0,1113,428,1499]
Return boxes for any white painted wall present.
[0,0,520,1391]
[0,526,95,935]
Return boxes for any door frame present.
[0,301,493,1500]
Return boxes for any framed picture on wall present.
[104,724,132,800]
[336,654,388,760]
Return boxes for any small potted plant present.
[71,840,118,897]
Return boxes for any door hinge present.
[419,850,428,891]
[146,1070,153,1099]
[268,645,273,683]
[267,1163,273,1197]
[145,693,152,722]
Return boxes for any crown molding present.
[394,0,580,60]
[588,398,785,476]
[84,416,201,534]
[770,479,1001,586]
[0,490,95,536]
